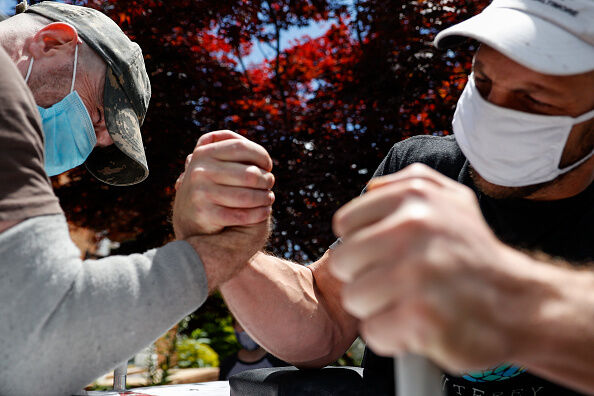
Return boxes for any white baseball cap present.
[434,0,594,75]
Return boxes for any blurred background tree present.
[8,0,488,372]
[46,0,488,259]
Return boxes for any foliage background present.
[22,0,488,373]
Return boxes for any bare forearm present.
[509,254,594,394]
[220,251,358,366]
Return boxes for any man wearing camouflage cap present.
[0,2,275,395]
[6,0,150,185]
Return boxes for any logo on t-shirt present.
[462,363,526,382]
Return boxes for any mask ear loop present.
[25,43,78,90]
[70,44,78,93]
[24,56,34,83]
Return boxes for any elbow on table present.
[288,325,354,369]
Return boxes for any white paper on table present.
[107,381,230,396]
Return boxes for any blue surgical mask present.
[25,44,97,176]
[234,330,260,351]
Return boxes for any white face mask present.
[452,74,594,187]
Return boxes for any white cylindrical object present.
[396,354,442,396]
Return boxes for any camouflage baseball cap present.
[22,1,151,186]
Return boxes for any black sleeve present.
[371,135,466,180]
[266,353,291,368]
[219,354,239,380]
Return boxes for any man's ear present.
[28,22,80,59]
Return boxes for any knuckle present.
[266,153,273,166]
[258,150,272,168]
[256,209,269,223]
[362,319,398,355]
[406,162,432,176]
[327,253,340,276]
[360,319,374,338]
[341,293,358,316]
[403,178,431,197]
[255,171,274,190]
[243,166,261,186]
[461,185,477,201]
[400,210,431,231]
[367,338,391,356]
[189,166,209,183]
[341,285,364,315]
[360,321,383,350]
[267,173,275,189]
[193,144,211,158]
[228,140,245,153]
[184,155,193,170]
[341,280,357,301]
[196,133,212,146]
[253,207,269,223]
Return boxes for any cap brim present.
[434,6,594,76]
[85,67,149,186]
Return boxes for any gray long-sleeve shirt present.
[0,214,208,396]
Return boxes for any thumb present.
[195,130,246,149]
[175,171,186,191]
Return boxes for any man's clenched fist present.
[172,130,276,291]
[173,130,275,239]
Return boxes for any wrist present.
[184,235,229,292]
[184,228,267,292]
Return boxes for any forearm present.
[499,249,594,394]
[0,214,208,396]
[520,264,594,394]
[220,250,358,367]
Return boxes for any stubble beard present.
[468,166,555,200]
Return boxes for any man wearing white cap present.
[188,0,593,395]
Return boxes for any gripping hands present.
[173,130,275,238]
[172,130,275,290]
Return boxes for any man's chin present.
[469,167,552,200]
